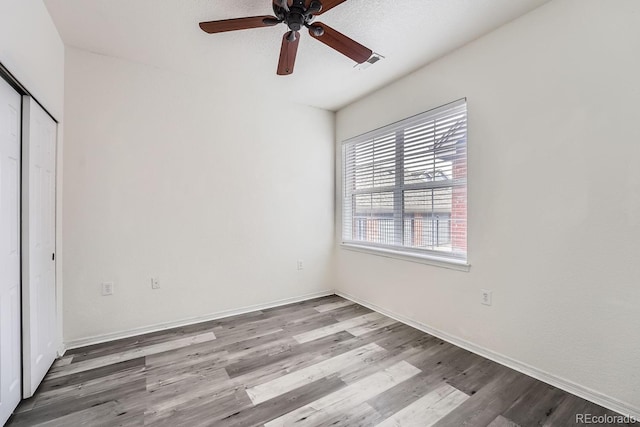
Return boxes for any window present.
[342,99,467,264]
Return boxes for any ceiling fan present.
[199,0,373,76]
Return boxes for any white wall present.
[63,48,335,343]
[335,0,640,416]
[0,0,65,353]
[0,0,64,119]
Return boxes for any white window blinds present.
[342,99,467,262]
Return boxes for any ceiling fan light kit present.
[199,0,375,76]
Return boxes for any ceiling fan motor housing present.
[274,0,323,32]
[287,11,305,31]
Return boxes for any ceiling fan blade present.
[277,31,300,76]
[308,23,372,64]
[199,16,280,34]
[315,0,348,15]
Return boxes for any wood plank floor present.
[7,295,633,426]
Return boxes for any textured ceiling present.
[44,0,550,111]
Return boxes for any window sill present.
[340,243,471,272]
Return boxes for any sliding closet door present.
[22,97,57,398]
[0,78,22,425]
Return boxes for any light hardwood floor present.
[7,295,633,426]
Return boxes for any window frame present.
[340,99,469,270]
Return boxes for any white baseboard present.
[61,288,639,420]
[335,290,640,420]
[64,290,335,351]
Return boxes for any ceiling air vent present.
[354,53,384,70]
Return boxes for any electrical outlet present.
[297,260,304,270]
[151,277,160,289]
[102,282,114,296]
[481,289,492,306]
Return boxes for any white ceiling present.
[44,0,549,111]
